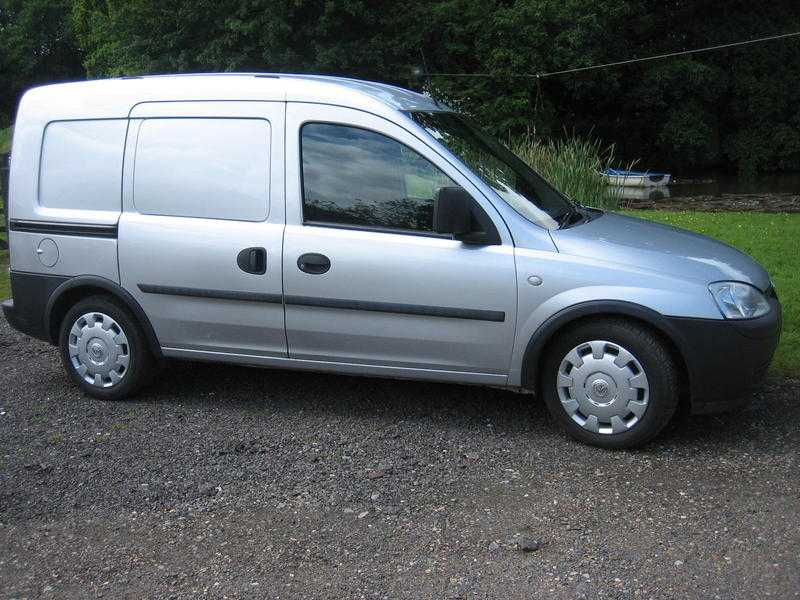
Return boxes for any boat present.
[614,186,671,202]
[602,168,671,187]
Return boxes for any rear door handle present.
[297,253,331,274]
[237,247,267,274]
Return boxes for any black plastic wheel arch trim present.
[521,300,692,390]
[10,219,118,238]
[521,298,781,413]
[44,275,163,358]
[284,295,505,322]
[138,284,282,304]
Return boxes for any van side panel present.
[7,233,119,281]
[8,114,124,282]
[118,102,286,357]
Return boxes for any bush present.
[0,126,12,155]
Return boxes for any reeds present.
[512,135,629,209]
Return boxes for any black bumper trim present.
[2,271,71,341]
[666,297,781,414]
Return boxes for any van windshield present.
[408,111,577,229]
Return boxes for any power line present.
[424,30,800,79]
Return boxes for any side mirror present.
[433,187,501,245]
[433,187,472,236]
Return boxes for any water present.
[620,172,800,212]
[673,171,800,195]
[619,172,800,210]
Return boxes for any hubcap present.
[68,312,130,388]
[556,340,649,435]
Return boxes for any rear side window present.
[300,123,456,232]
[134,118,270,221]
[39,119,127,211]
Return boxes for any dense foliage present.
[2,0,800,173]
[0,0,84,126]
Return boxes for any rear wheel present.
[541,318,679,449]
[58,295,155,400]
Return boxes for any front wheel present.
[540,318,680,449]
[58,295,155,400]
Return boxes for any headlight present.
[708,281,770,319]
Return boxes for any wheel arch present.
[521,300,691,399]
[45,275,163,359]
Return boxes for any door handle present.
[297,253,331,274]
[237,247,267,274]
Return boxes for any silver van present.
[2,74,781,448]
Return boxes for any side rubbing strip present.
[10,219,118,238]
[284,295,505,322]
[138,286,504,320]
[138,284,282,304]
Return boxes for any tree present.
[5,0,800,172]
[415,0,800,173]
[0,0,83,126]
[70,0,419,80]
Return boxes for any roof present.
[17,73,449,122]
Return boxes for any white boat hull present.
[603,173,672,187]
[614,186,671,201]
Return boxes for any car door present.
[119,101,286,357]
[283,103,517,380]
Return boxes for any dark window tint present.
[301,123,457,232]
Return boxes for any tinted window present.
[301,123,457,232]
[134,118,270,221]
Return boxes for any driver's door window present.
[300,122,458,232]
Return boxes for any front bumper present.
[667,296,782,414]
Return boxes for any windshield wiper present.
[556,205,583,228]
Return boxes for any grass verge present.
[0,125,12,155]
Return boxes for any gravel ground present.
[1,317,799,599]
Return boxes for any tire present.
[58,295,155,400]
[540,318,679,449]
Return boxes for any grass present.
[626,210,799,377]
[512,136,625,209]
[0,125,12,155]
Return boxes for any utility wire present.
[425,30,800,79]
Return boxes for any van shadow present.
[144,358,550,435]
[653,377,799,452]
[141,360,798,453]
